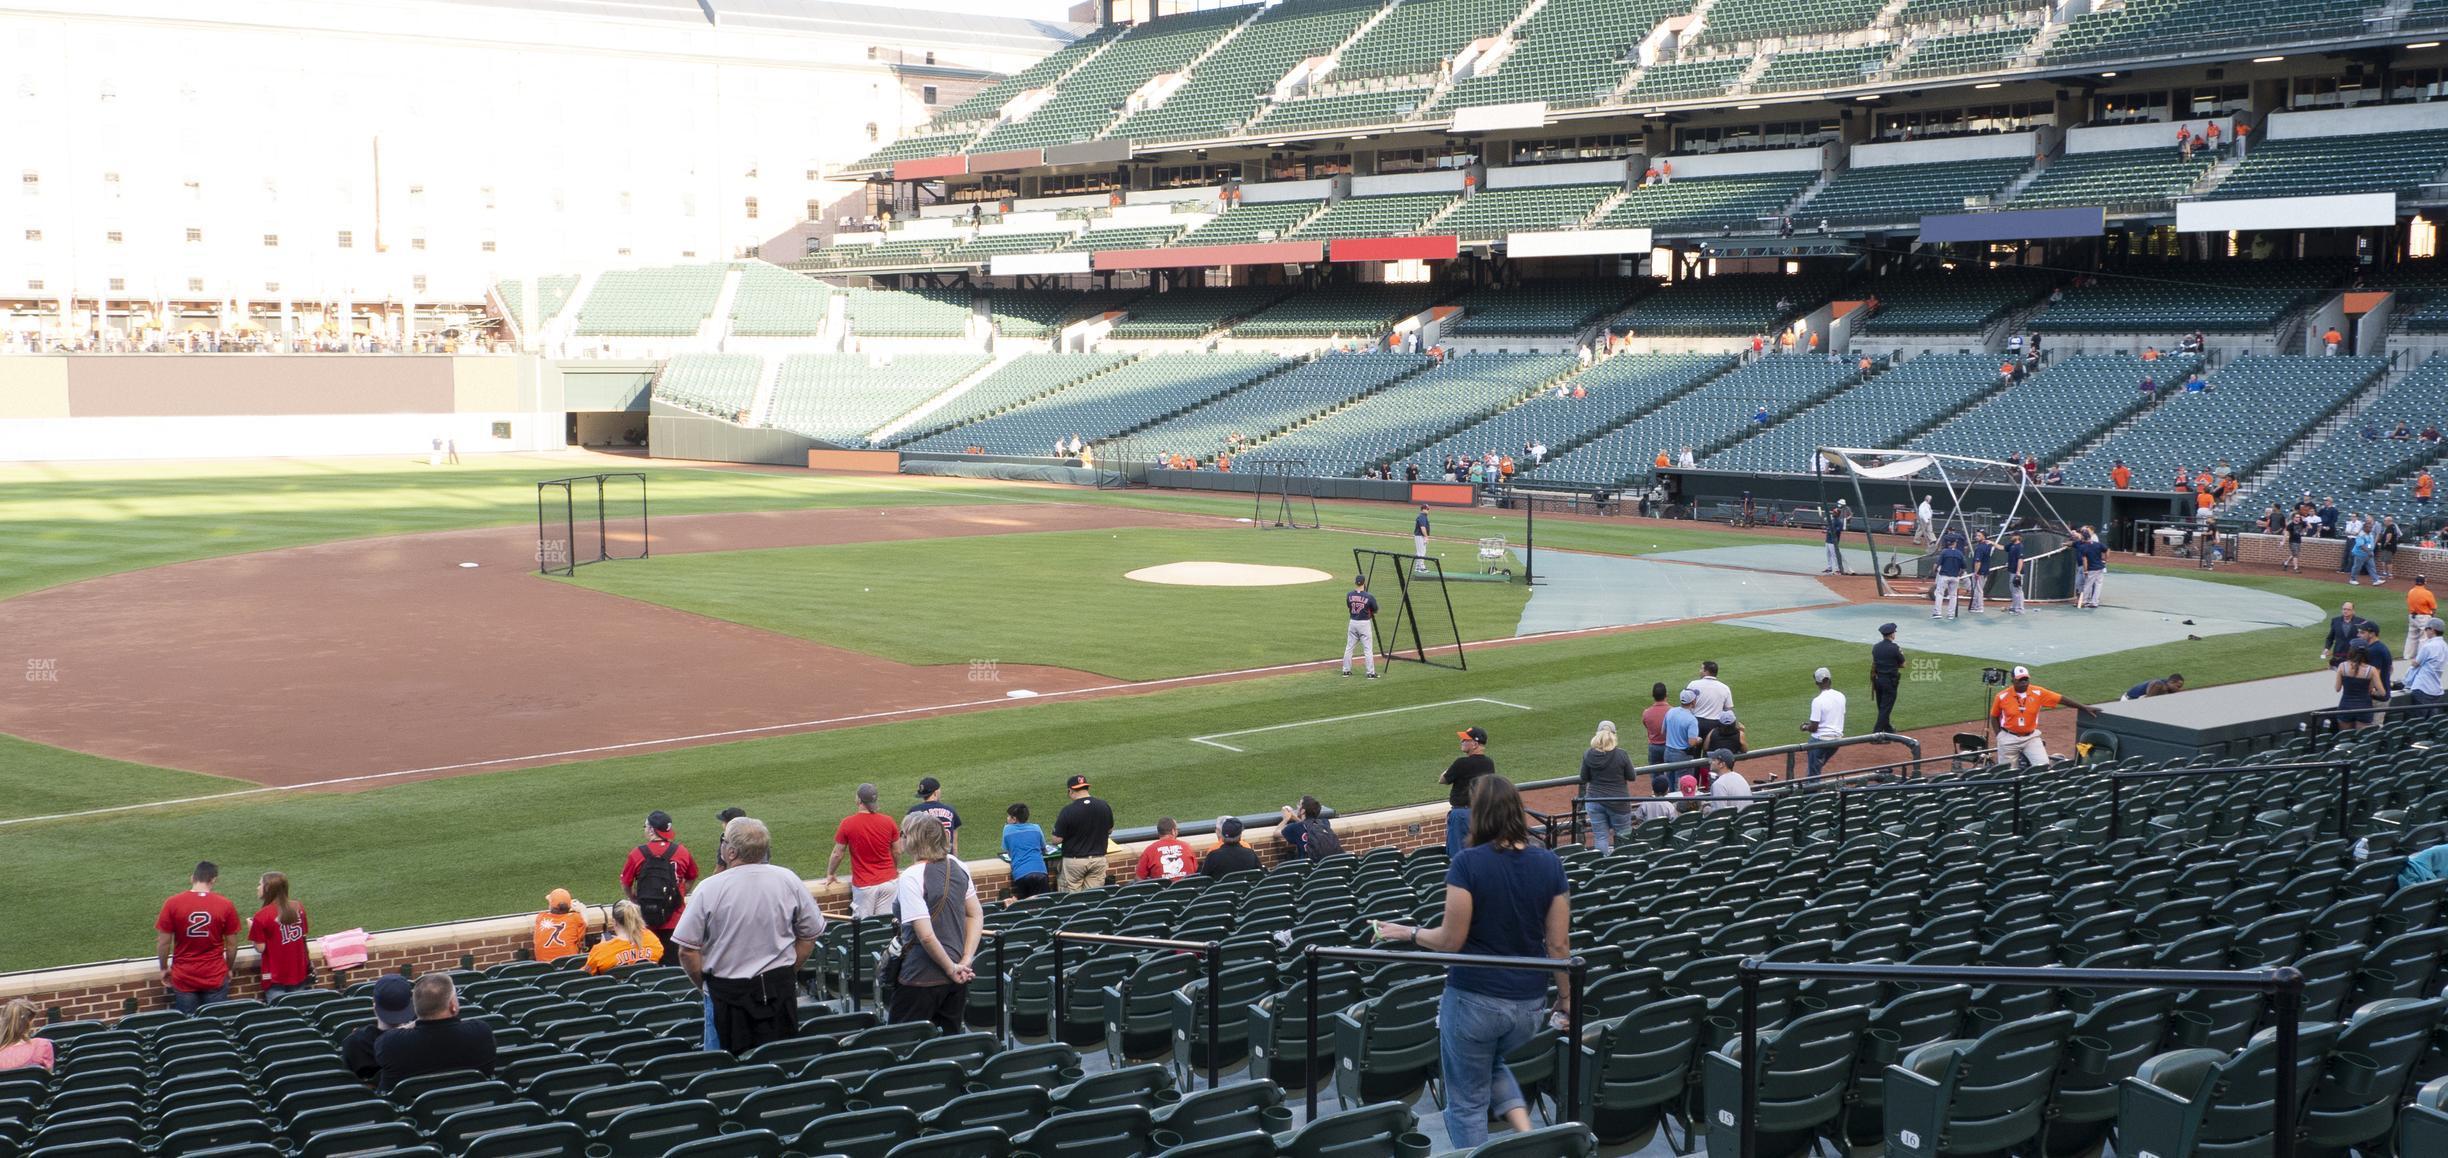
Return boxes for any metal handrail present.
[1299,944,1587,1123]
[2102,760,2350,839]
[1051,930,1228,1089]
[1731,960,2306,1158]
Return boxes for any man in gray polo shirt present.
[671,817,825,1053]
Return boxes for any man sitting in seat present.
[374,974,496,1093]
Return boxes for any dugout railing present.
[1050,931,1229,1090]
[1729,960,2309,1158]
[1297,945,1590,1123]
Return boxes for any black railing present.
[1526,732,1922,845]
[1558,790,1770,844]
[2104,761,2349,840]
[1299,944,1587,1123]
[1825,775,2026,844]
[1052,931,1227,1089]
[1731,960,2307,1158]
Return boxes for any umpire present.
[1870,622,1904,734]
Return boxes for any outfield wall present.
[0,803,1448,1026]
[0,355,570,461]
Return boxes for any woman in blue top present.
[1001,803,1052,901]
[1374,776,1570,1149]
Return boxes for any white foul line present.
[1188,696,1534,752]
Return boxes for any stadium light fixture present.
[1855,94,1880,100]
[1974,82,2001,89]
[1737,103,1761,110]
[2100,71,2118,77]
[2412,41,2442,48]
[2252,55,2285,62]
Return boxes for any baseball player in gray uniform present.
[1413,505,1432,574]
[1344,575,1380,678]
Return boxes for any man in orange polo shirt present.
[2109,460,2132,490]
[2410,575,2438,662]
[2416,470,2434,504]
[1988,665,2098,768]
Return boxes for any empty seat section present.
[1910,353,2191,465]
[767,354,992,445]
[849,133,976,169]
[1611,271,1842,336]
[495,275,579,326]
[1420,353,1731,472]
[850,29,1120,165]
[845,288,972,338]
[1752,44,1890,93]
[2010,146,2214,211]
[1170,201,1320,246]
[796,234,957,272]
[1855,267,2055,335]
[2066,355,2384,485]
[1250,85,1432,132]
[2208,129,2448,201]
[1433,183,1616,241]
[2050,0,2369,64]
[1110,0,1388,144]
[573,265,728,337]
[1232,285,1442,338]
[1591,171,1814,231]
[2027,261,2338,332]
[1061,224,1185,252]
[1698,0,1887,44]
[1799,156,2028,224]
[1450,281,1646,335]
[1108,287,1295,340]
[974,7,1250,152]
[1332,0,1533,83]
[902,353,1283,454]
[989,289,1143,338]
[1706,353,2005,472]
[1621,56,1750,101]
[1247,353,1575,474]
[1132,352,1432,459]
[940,230,1080,264]
[727,264,831,337]
[1892,27,2037,79]
[653,353,763,419]
[888,353,1137,447]
[2241,356,2448,524]
[1437,0,1687,110]
[1534,354,1858,486]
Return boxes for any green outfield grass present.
[566,526,1534,680]
[0,457,2404,974]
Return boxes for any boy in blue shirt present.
[1001,803,1051,901]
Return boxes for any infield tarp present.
[1722,572,2321,664]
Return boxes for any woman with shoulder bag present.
[888,812,984,1030]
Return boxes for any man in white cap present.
[2408,616,2446,710]
[1801,668,1845,780]
[1987,665,2098,767]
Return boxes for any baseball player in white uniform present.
[1343,575,1380,678]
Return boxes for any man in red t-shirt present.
[620,811,700,938]
[824,783,904,917]
[1135,817,1200,881]
[156,861,241,1013]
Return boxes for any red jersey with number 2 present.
[157,891,240,991]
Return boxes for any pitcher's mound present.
[1126,562,1335,587]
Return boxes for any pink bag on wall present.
[319,928,370,971]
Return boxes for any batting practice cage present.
[1819,448,2077,603]
[537,472,650,577]
[1252,459,1321,529]
[1353,548,1466,670]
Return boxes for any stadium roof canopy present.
[440,0,1089,50]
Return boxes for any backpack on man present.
[632,843,683,927]
[1300,819,1346,861]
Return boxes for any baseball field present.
[0,453,2381,973]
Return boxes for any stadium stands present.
[727,264,831,337]
[1435,0,1689,111]
[1892,27,2037,79]
[1588,172,1816,232]
[1910,353,2196,467]
[1621,56,1752,102]
[1131,351,1433,458]
[1534,354,1860,486]
[1432,184,1617,242]
[887,353,1140,447]
[1107,0,1387,145]
[854,28,1123,165]
[2241,356,2448,522]
[973,7,1251,153]
[496,275,579,326]
[1419,353,1732,472]
[1752,45,1891,94]
[1287,193,1458,241]
[573,266,727,337]
[2206,129,2448,201]
[1231,285,1441,339]
[2065,354,2385,486]
[1698,0,1888,45]
[1798,156,2030,224]
[902,353,1284,454]
[1108,287,1296,341]
[766,353,992,445]
[1062,225,1188,253]
[990,289,1143,338]
[1170,202,1321,247]
[2027,263,2339,333]
[845,288,973,339]
[1248,86,1429,133]
[2049,0,2373,64]
[1449,282,1648,337]
[1705,353,2005,472]
[2008,146,2213,212]
[652,353,762,419]
[1244,353,1575,474]
[941,231,1081,265]
[1854,267,2055,336]
[1333,0,1527,82]
[1610,272,1843,337]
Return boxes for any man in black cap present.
[1823,500,1849,574]
[1052,775,1114,893]
[622,810,698,943]
[340,973,416,1083]
[1869,623,1904,735]
[1200,816,1262,877]
[909,777,961,855]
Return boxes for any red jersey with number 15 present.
[157,890,241,991]
[249,903,312,987]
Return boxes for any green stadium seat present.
[2115,1022,2341,1157]
[973,8,1250,153]
[574,266,727,338]
[1449,1123,1599,1157]
[881,1125,1008,1158]
[1700,1004,1871,1158]
[1110,0,1387,144]
[1274,1101,1427,1158]
[1010,1105,1157,1158]
[920,1086,1047,1138]
[1881,1011,2076,1157]
[1434,183,1616,241]
[1801,156,2029,224]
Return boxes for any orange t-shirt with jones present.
[1992,686,2062,735]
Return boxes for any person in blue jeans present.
[1375,775,1569,1150]
[1440,727,1494,854]
[1662,688,1702,768]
